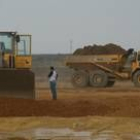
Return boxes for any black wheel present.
[133,70,140,87]
[90,70,108,87]
[71,71,89,87]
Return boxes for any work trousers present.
[50,81,57,100]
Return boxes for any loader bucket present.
[0,69,35,99]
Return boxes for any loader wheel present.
[90,70,108,87]
[71,71,89,87]
[133,70,140,87]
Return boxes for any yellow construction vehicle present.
[66,49,140,87]
[0,31,35,99]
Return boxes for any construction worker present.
[48,66,58,100]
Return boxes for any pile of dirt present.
[0,95,140,117]
[73,43,126,55]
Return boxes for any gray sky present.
[0,0,140,54]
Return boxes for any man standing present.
[48,66,58,100]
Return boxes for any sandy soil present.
[0,82,140,139]
[0,85,140,117]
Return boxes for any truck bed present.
[65,54,127,79]
[65,54,123,64]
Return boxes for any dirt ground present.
[0,82,140,117]
[1,82,140,139]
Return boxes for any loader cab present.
[0,31,32,69]
[15,34,32,69]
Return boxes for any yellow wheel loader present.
[0,31,35,99]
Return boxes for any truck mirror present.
[16,35,20,42]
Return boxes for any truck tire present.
[90,70,108,87]
[133,70,140,87]
[71,71,89,87]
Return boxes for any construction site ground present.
[1,82,140,139]
[1,81,140,117]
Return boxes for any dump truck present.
[0,31,35,99]
[66,48,140,87]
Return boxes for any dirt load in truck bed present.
[73,43,126,55]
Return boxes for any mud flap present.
[0,69,35,99]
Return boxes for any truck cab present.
[130,51,140,72]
